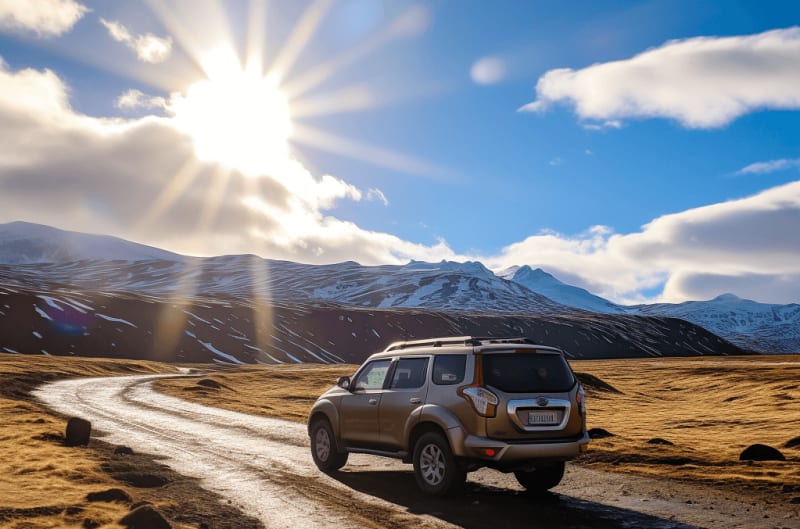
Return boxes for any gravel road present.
[34,375,799,529]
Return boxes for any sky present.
[0,0,799,306]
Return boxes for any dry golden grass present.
[159,356,800,493]
[0,354,263,529]
[0,355,168,529]
[574,356,800,489]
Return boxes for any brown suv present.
[308,336,589,495]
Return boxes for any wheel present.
[412,432,466,496]
[514,461,565,492]
[310,418,348,472]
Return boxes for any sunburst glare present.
[170,45,292,177]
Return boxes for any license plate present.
[528,410,560,425]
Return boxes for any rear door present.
[378,356,430,449]
[339,359,391,445]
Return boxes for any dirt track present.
[34,375,799,529]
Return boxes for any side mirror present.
[336,376,351,391]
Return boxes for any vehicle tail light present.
[576,384,586,416]
[462,386,499,418]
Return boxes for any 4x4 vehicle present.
[308,336,589,495]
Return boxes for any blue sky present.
[0,0,799,305]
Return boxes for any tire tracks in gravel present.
[34,375,798,529]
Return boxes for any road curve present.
[33,375,795,529]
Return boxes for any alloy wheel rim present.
[420,443,445,485]
[315,427,331,461]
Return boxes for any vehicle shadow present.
[331,470,701,529]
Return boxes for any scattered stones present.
[86,488,132,503]
[64,506,84,515]
[782,484,799,493]
[588,428,615,439]
[119,505,171,529]
[739,444,786,461]
[114,445,134,455]
[65,417,92,447]
[647,438,674,446]
[784,436,800,449]
[32,432,63,443]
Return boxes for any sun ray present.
[196,166,233,231]
[281,5,430,100]
[267,0,333,86]
[245,0,268,72]
[136,157,203,232]
[291,123,450,180]
[290,84,377,118]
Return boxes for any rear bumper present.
[450,429,590,462]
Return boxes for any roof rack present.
[384,336,535,352]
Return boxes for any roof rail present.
[383,336,535,352]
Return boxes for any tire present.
[412,432,466,496]
[310,418,348,473]
[514,461,565,493]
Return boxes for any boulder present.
[86,488,132,503]
[739,444,785,461]
[647,438,674,446]
[588,428,615,439]
[784,436,800,449]
[65,417,91,446]
[196,378,223,389]
[119,505,171,529]
[114,445,134,455]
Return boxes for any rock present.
[65,417,91,447]
[782,484,799,493]
[117,472,169,488]
[196,378,223,389]
[647,438,674,446]
[114,445,134,455]
[86,488,132,503]
[739,444,785,461]
[588,428,615,439]
[784,435,800,449]
[119,505,171,529]
[575,373,621,394]
[82,519,100,529]
[790,496,800,504]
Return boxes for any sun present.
[171,46,293,177]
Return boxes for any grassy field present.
[0,355,262,529]
[2,354,798,528]
[157,355,800,494]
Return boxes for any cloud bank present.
[100,18,172,63]
[0,0,87,37]
[521,27,800,128]
[489,181,800,304]
[0,59,454,265]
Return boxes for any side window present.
[432,355,466,385]
[353,359,391,391]
[390,358,429,389]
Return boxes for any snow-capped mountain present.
[501,265,626,314]
[1,221,795,354]
[0,221,181,264]
[634,294,800,354]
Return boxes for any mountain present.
[0,221,181,264]
[634,294,800,354]
[502,265,626,314]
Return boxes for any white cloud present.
[100,18,172,64]
[736,158,800,175]
[470,56,506,85]
[0,0,87,37]
[116,89,167,111]
[521,27,800,128]
[488,181,800,304]
[367,188,389,206]
[0,59,459,265]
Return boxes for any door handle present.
[409,397,421,404]
[368,398,378,405]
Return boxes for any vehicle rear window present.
[432,354,466,385]
[482,353,574,393]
